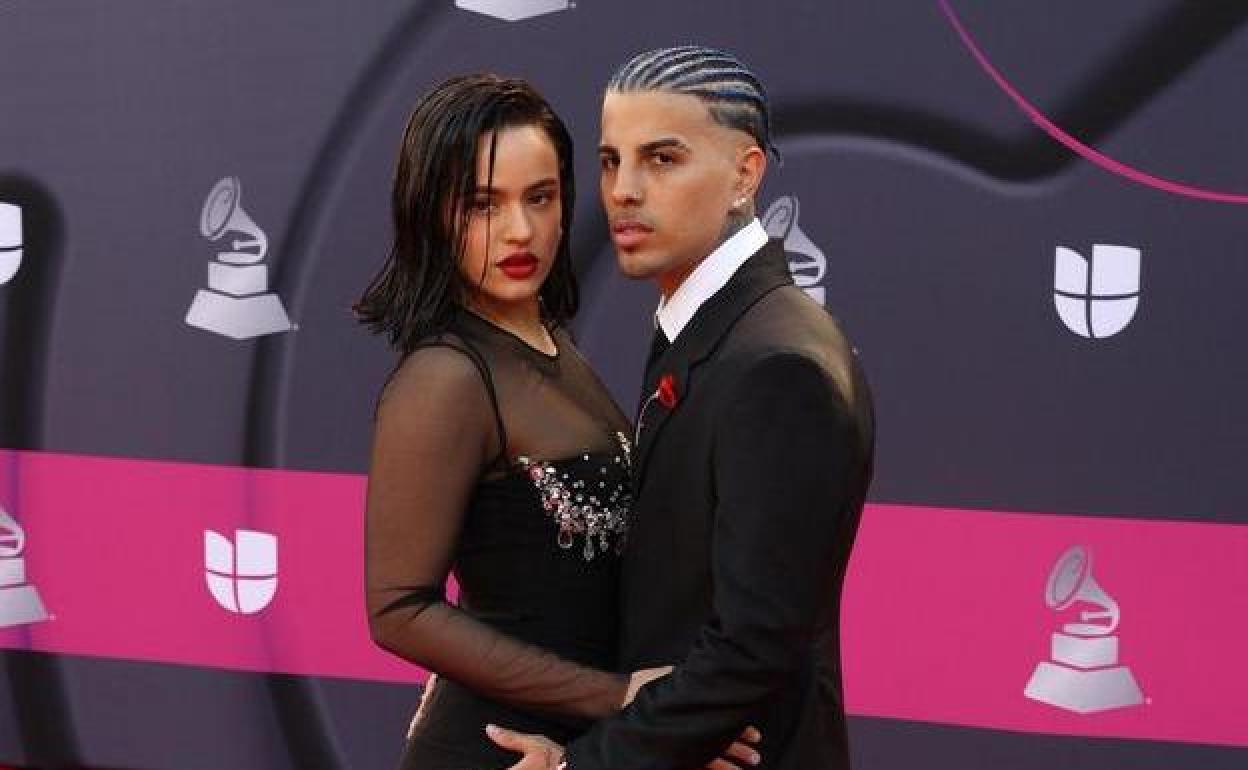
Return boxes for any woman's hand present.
[622,665,673,706]
[706,725,762,769]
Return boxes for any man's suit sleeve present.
[563,351,856,770]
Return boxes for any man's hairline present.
[599,88,766,158]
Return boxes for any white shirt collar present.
[655,218,769,342]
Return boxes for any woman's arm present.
[365,345,627,724]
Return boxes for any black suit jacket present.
[564,239,876,769]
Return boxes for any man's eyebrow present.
[597,138,691,155]
[638,138,691,154]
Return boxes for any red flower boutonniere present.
[635,373,681,446]
[656,373,679,409]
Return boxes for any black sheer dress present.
[366,310,633,770]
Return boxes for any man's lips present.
[611,220,653,249]
[497,252,539,280]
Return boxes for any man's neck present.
[653,217,768,343]
[658,209,754,299]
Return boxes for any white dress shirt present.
[654,218,769,343]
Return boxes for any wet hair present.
[607,45,781,162]
[355,73,577,353]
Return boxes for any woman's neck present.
[467,295,553,354]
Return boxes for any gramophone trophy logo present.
[204,529,278,615]
[1054,244,1141,339]
[763,195,828,306]
[0,504,49,628]
[1024,545,1144,713]
[0,202,21,285]
[185,177,293,340]
[455,0,571,22]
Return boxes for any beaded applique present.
[517,432,632,561]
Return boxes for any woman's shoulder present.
[383,334,492,406]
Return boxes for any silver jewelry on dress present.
[517,433,632,561]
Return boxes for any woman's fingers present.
[724,738,761,766]
[623,665,676,706]
[704,725,764,768]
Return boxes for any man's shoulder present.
[718,285,852,363]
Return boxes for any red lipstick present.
[498,251,539,280]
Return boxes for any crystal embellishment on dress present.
[517,433,632,561]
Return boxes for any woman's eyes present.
[468,192,554,215]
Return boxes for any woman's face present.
[457,123,562,314]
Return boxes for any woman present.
[357,75,755,770]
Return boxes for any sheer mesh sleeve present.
[364,344,628,722]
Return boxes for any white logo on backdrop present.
[455,0,571,22]
[1024,545,1145,713]
[1053,244,1140,339]
[763,195,828,306]
[0,203,22,285]
[204,529,278,615]
[185,177,293,340]
[0,504,49,628]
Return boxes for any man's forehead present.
[600,90,718,143]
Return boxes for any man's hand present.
[621,667,762,768]
[488,723,763,770]
[487,724,565,770]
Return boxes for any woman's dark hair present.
[355,73,578,352]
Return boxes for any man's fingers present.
[706,759,738,770]
[741,726,762,744]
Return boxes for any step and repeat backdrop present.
[2,1,1247,768]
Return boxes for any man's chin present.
[615,250,665,281]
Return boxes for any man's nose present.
[608,164,643,206]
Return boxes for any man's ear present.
[734,143,767,203]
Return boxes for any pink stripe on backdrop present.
[842,503,1248,748]
[0,448,424,685]
[1,450,1246,748]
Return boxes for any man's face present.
[599,90,747,295]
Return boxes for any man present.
[490,45,875,770]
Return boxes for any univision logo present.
[0,202,21,285]
[1053,244,1141,339]
[455,0,571,21]
[204,529,278,615]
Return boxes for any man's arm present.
[562,351,859,770]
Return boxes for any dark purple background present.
[1,1,1245,768]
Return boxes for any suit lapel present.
[633,239,793,486]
